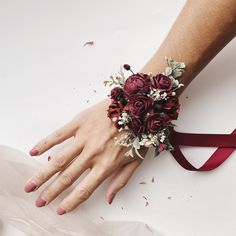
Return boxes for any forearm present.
[140,0,236,96]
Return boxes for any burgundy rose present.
[145,113,164,134]
[162,97,180,112]
[152,74,172,92]
[110,87,124,101]
[124,73,151,96]
[128,117,145,135]
[125,94,154,118]
[107,101,123,119]
[162,97,180,120]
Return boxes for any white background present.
[0,0,236,235]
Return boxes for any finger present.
[106,158,143,204]
[29,119,79,156]
[56,165,111,215]
[24,137,83,193]
[34,148,93,207]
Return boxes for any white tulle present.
[0,145,162,236]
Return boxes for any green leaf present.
[154,148,160,158]
[133,137,141,150]
[165,67,172,76]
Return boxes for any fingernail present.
[29,148,39,156]
[24,180,37,192]
[108,193,116,204]
[56,207,66,215]
[35,197,47,207]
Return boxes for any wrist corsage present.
[104,57,186,159]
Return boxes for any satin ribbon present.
[168,127,236,171]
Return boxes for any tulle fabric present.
[0,145,162,236]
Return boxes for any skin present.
[24,0,236,215]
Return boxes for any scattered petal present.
[168,196,172,200]
[99,216,104,220]
[121,206,124,210]
[143,196,147,201]
[83,41,95,47]
[151,176,155,183]
[145,201,149,207]
[139,181,147,185]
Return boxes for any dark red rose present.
[124,73,151,96]
[162,97,179,112]
[128,117,145,135]
[162,114,172,122]
[162,97,180,120]
[152,74,173,92]
[145,113,164,134]
[110,87,124,101]
[107,101,123,119]
[125,94,154,118]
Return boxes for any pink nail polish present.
[36,197,47,207]
[29,148,39,156]
[108,193,116,204]
[56,207,66,215]
[24,181,37,192]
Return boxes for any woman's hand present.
[24,98,148,215]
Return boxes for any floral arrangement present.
[104,57,186,159]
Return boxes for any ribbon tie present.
[169,127,236,171]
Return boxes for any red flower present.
[125,94,154,118]
[128,117,145,135]
[107,101,123,119]
[124,73,151,96]
[162,97,179,111]
[110,87,124,101]
[152,74,173,92]
[162,97,180,120]
[145,113,164,134]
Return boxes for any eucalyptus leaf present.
[133,137,141,150]
[165,67,172,76]
[172,70,182,78]
[154,148,160,158]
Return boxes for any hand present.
[24,98,148,215]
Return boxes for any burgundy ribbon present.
[168,127,236,171]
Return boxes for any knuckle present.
[34,171,48,184]
[99,160,118,172]
[58,173,73,187]
[52,157,67,169]
[36,138,48,150]
[118,181,127,189]
[52,130,64,143]
[42,188,53,198]
[78,187,92,201]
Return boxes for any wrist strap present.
[168,127,236,171]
